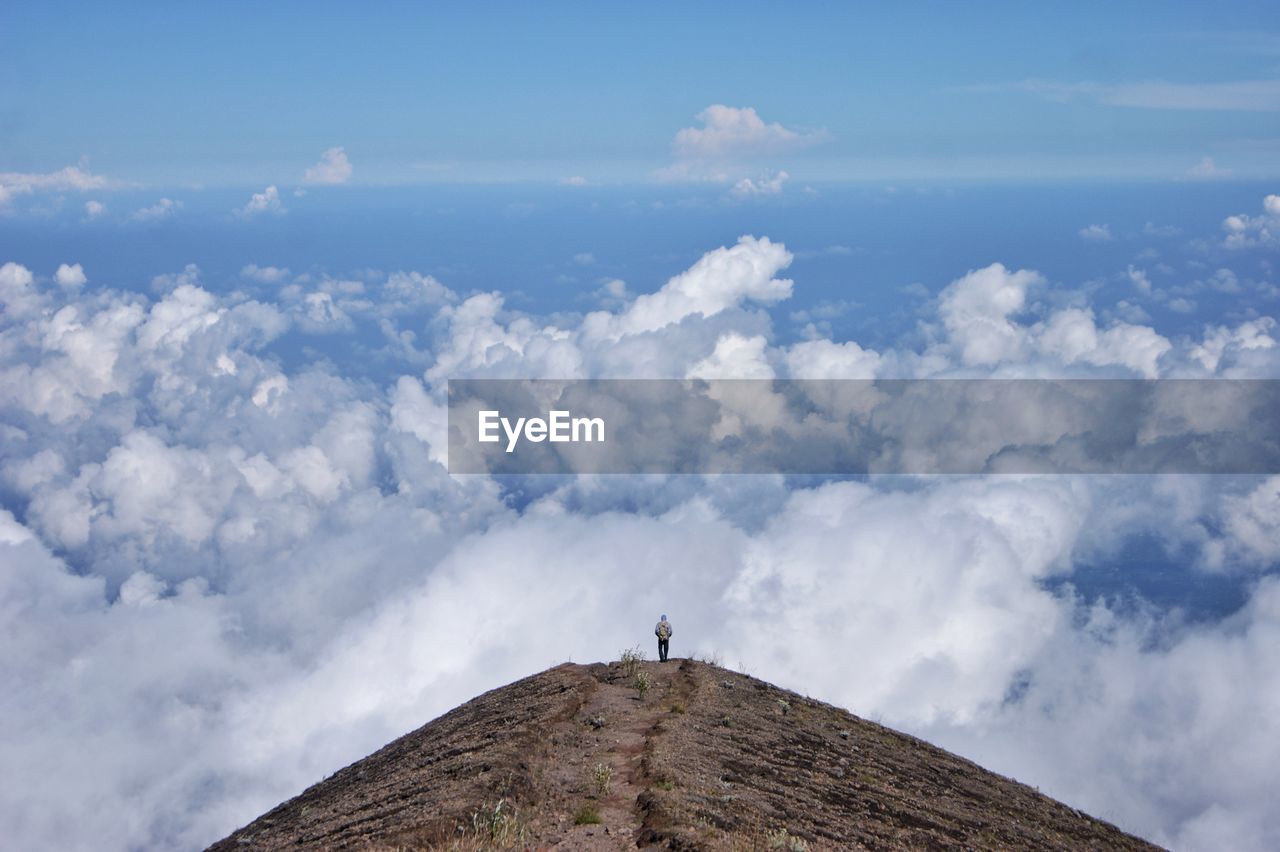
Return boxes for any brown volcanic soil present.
[209,659,1161,851]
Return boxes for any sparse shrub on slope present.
[620,646,646,677]
[766,827,810,850]
[634,669,651,699]
[589,762,612,797]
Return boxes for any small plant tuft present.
[634,669,651,699]
[468,799,527,847]
[766,827,810,851]
[573,804,602,825]
[589,762,612,797]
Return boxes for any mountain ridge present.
[209,658,1160,850]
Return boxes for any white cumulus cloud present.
[54,264,87,288]
[303,147,353,185]
[237,186,285,218]
[240,264,292,284]
[1222,193,1280,248]
[659,106,826,189]
[672,105,826,159]
[132,198,181,222]
[729,170,790,198]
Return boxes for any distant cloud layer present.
[973,78,1280,112]
[1,195,1279,851]
[1186,156,1231,179]
[0,165,108,209]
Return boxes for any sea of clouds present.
[2,198,1280,850]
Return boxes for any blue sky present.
[4,1,1279,183]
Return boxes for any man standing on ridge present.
[655,614,673,662]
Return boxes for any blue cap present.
[661,614,667,620]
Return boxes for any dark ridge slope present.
[209,659,1160,851]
